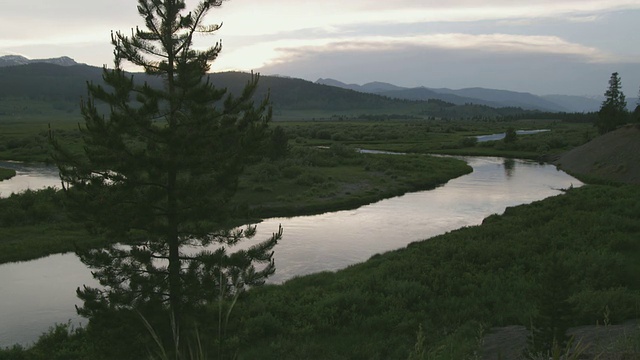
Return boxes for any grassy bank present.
[0,146,471,264]
[0,167,16,181]
[6,184,639,359]
[1,118,594,163]
[226,184,640,359]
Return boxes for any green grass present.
[9,184,639,359]
[235,145,472,218]
[0,146,471,264]
[0,188,116,263]
[1,116,623,359]
[1,117,594,163]
[278,119,594,160]
[0,115,81,162]
[227,184,640,359]
[0,167,16,181]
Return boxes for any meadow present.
[3,114,637,359]
[3,183,638,359]
[0,167,15,180]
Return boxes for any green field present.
[0,167,16,181]
[0,144,472,264]
[3,112,636,359]
[4,184,638,359]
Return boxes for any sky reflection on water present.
[0,156,582,346]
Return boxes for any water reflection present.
[475,129,550,142]
[0,156,582,346]
[0,254,99,346]
[0,161,60,198]
[503,158,516,178]
[234,157,579,284]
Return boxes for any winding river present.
[0,156,582,346]
[0,161,60,198]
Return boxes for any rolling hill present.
[0,59,538,121]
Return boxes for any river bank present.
[0,156,582,348]
[5,181,638,358]
[0,150,472,264]
[0,167,16,181]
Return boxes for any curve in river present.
[0,161,60,198]
[0,156,582,346]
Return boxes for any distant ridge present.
[314,77,614,113]
[0,55,78,67]
[316,78,404,93]
[0,64,534,120]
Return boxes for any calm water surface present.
[0,156,582,346]
[0,161,60,198]
[475,129,550,142]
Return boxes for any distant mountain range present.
[0,58,540,120]
[1,56,635,118]
[315,78,637,113]
[0,55,78,67]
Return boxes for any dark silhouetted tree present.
[596,72,627,134]
[526,254,575,357]
[504,127,517,143]
[51,0,282,345]
[268,125,290,159]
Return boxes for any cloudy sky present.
[1,0,640,96]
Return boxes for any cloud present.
[213,33,615,73]
[257,44,640,96]
[1,0,638,96]
[217,0,640,37]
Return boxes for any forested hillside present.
[0,64,534,120]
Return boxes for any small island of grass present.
[0,167,16,181]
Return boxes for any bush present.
[295,172,325,186]
[0,167,16,181]
[460,137,478,147]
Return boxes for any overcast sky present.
[2,0,640,96]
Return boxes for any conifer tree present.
[51,0,281,338]
[596,72,627,134]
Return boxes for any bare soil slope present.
[555,124,640,184]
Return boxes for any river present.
[475,129,550,142]
[0,161,60,198]
[0,156,582,346]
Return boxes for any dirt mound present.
[555,124,640,184]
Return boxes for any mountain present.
[316,78,404,93]
[0,62,537,120]
[432,87,569,112]
[316,79,509,109]
[0,55,78,67]
[375,87,506,108]
[0,62,104,101]
[315,78,619,112]
[540,95,601,113]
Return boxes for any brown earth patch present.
[555,124,640,185]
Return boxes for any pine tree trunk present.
[168,168,182,336]
[166,30,182,337]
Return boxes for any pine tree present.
[526,255,575,357]
[596,72,627,134]
[51,0,282,340]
